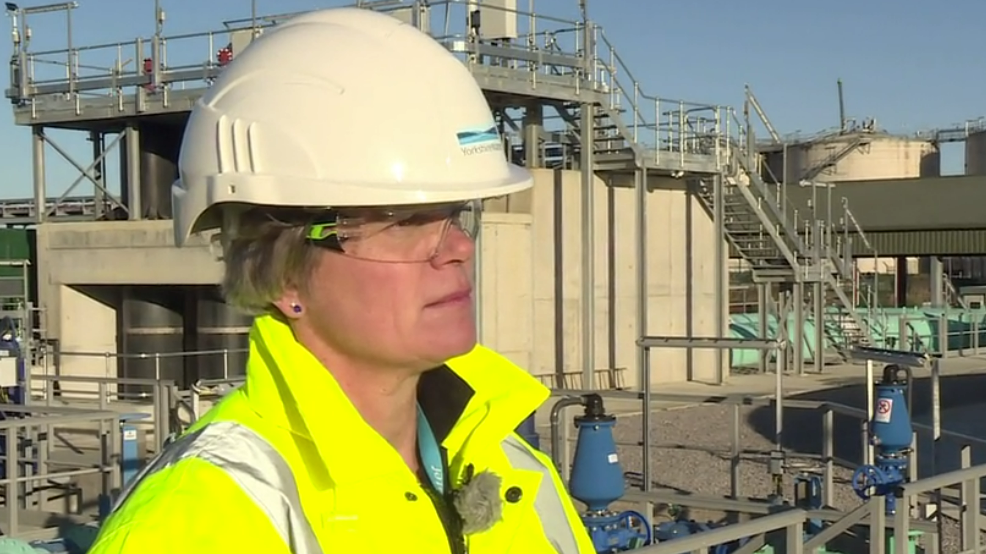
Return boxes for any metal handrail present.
[634,508,806,553]
[0,407,121,537]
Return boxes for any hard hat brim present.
[172,164,534,247]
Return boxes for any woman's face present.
[282,206,478,373]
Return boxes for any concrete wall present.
[477,212,534,371]
[36,220,220,296]
[48,285,118,395]
[488,168,727,388]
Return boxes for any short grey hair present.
[219,208,321,316]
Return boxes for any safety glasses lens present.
[313,201,481,262]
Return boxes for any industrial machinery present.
[568,393,652,551]
[0,316,26,406]
[558,387,927,554]
[564,394,752,553]
[851,364,914,515]
[793,473,824,536]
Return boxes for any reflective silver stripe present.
[501,435,583,554]
[113,420,322,554]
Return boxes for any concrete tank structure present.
[194,287,251,381]
[118,285,185,396]
[764,131,940,184]
[964,129,986,175]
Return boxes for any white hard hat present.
[171,7,532,247]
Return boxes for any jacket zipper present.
[421,483,467,554]
[417,447,466,554]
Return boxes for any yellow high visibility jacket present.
[88,314,595,553]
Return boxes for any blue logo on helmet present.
[456,126,501,156]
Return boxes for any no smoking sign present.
[874,398,893,423]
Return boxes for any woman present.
[88,7,595,554]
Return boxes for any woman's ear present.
[272,290,305,320]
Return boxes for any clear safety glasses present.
[305,200,482,263]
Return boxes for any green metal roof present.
[862,229,986,257]
[770,175,986,256]
[780,175,986,232]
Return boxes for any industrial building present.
[4,0,743,391]
[0,1,984,552]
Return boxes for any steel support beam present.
[638,336,783,350]
[125,125,142,220]
[634,166,650,491]
[793,282,804,375]
[758,283,769,373]
[847,346,930,368]
[90,130,105,219]
[41,132,123,217]
[579,22,596,392]
[31,126,46,225]
[714,174,726,384]
[813,282,824,372]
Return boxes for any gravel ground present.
[541,403,985,553]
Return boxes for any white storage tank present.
[964,129,986,175]
[764,130,940,183]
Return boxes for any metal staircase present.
[556,31,880,355]
[711,129,874,355]
[800,134,870,182]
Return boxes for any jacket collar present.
[241,314,548,485]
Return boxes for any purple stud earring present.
[291,303,302,314]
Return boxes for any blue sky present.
[1,0,983,200]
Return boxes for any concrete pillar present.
[91,131,105,219]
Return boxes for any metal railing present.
[11,340,986,549]
[547,383,986,553]
[0,406,120,537]
[635,507,806,554]
[6,0,727,165]
[898,449,984,553]
[30,374,176,452]
[859,308,986,357]
[34,346,245,385]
